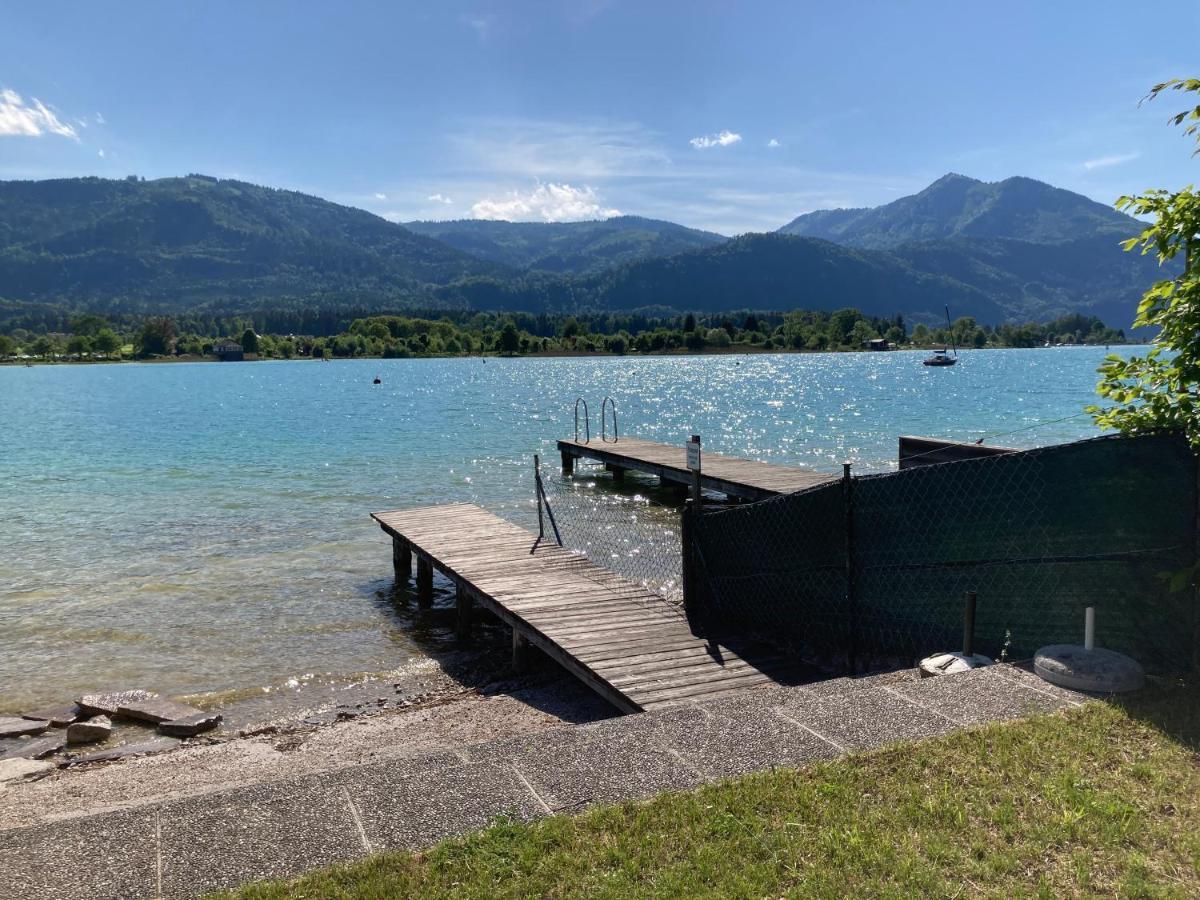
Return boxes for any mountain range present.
[0,172,1162,329]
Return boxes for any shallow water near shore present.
[0,348,1126,718]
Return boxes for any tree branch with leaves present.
[1089,78,1200,445]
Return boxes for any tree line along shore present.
[0,308,1128,363]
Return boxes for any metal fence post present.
[681,498,702,636]
[843,462,857,674]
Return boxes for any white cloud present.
[459,13,496,41]
[374,192,388,200]
[94,112,105,125]
[1083,152,1138,171]
[767,138,781,148]
[470,183,620,222]
[450,117,671,180]
[427,193,453,204]
[97,149,104,158]
[690,129,742,150]
[0,89,78,139]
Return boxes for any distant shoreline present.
[0,342,1136,367]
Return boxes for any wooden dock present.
[372,503,799,712]
[557,436,835,501]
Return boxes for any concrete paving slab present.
[0,808,157,900]
[778,684,958,751]
[666,705,840,779]
[990,662,1092,704]
[467,724,707,812]
[336,760,547,851]
[159,777,364,898]
[889,667,1068,725]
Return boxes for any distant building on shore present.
[866,338,890,351]
[212,339,244,361]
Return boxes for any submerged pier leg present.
[392,539,412,581]
[512,629,531,673]
[416,557,433,609]
[561,450,574,476]
[456,585,474,639]
[608,464,626,483]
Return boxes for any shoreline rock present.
[21,706,82,728]
[0,718,49,740]
[67,716,112,745]
[158,712,221,737]
[77,690,156,717]
[117,697,207,725]
[0,735,66,761]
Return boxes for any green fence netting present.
[691,432,1198,674]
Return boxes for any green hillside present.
[403,216,725,274]
[779,173,1138,248]
[0,175,506,312]
[436,233,1006,323]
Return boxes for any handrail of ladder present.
[600,396,618,443]
[531,453,563,554]
[574,397,590,443]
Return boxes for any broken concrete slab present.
[116,696,206,725]
[21,705,82,728]
[158,711,222,737]
[77,689,156,717]
[0,734,67,761]
[66,715,113,744]
[0,717,48,739]
[65,737,178,766]
[0,757,54,783]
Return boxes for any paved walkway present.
[0,665,1088,899]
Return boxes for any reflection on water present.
[0,348,1121,713]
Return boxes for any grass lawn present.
[224,681,1200,899]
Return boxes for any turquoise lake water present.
[0,348,1125,716]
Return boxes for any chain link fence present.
[691,432,1198,674]
[537,463,684,613]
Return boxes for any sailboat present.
[923,305,958,367]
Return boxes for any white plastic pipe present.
[1084,606,1095,651]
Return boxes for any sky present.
[1,0,1197,235]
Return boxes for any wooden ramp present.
[372,503,797,713]
[557,436,835,501]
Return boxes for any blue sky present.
[1,1,1197,234]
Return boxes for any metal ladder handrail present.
[600,396,619,443]
[531,453,563,554]
[574,397,590,444]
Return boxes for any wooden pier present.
[372,503,798,712]
[557,436,835,501]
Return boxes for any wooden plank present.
[372,501,798,715]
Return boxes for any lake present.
[0,347,1124,717]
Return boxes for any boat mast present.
[945,305,957,357]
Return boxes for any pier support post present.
[416,557,433,609]
[608,464,626,483]
[392,539,412,582]
[512,629,531,673]
[561,450,574,476]
[456,585,474,639]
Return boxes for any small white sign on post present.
[686,436,701,472]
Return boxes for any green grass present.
[225,681,1200,899]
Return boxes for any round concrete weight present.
[1033,644,1144,693]
[919,652,993,678]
